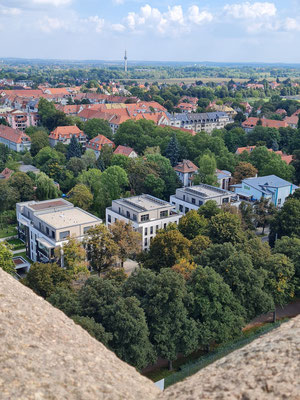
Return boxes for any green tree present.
[67,136,81,160]
[164,134,180,167]
[109,220,142,267]
[194,153,218,186]
[124,268,198,370]
[253,198,277,235]
[0,181,19,211]
[145,229,191,271]
[198,200,221,219]
[178,210,208,240]
[208,212,244,244]
[34,146,64,168]
[9,172,34,201]
[66,157,86,177]
[233,162,257,184]
[82,149,96,169]
[188,266,245,347]
[55,236,89,279]
[0,242,15,275]
[47,287,80,317]
[77,168,102,193]
[269,198,300,245]
[35,172,59,200]
[23,262,71,298]
[67,183,93,211]
[84,225,118,275]
[72,316,112,347]
[30,130,49,157]
[190,235,212,258]
[84,119,113,140]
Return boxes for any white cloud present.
[111,23,126,32]
[224,2,276,19]
[188,6,213,25]
[112,0,124,4]
[0,6,21,15]
[38,17,65,32]
[87,16,105,33]
[284,17,300,31]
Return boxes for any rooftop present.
[114,194,171,212]
[243,175,298,191]
[24,199,71,212]
[179,184,232,198]
[38,208,101,229]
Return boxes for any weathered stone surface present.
[0,269,160,400]
[162,314,300,400]
[1,267,299,400]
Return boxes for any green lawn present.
[0,226,17,238]
[6,238,25,250]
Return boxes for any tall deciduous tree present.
[198,200,221,219]
[55,236,89,279]
[178,210,208,240]
[9,172,34,201]
[67,184,93,211]
[84,119,113,140]
[84,224,118,275]
[30,130,49,157]
[109,220,142,267]
[0,242,15,275]
[233,162,257,184]
[194,153,218,186]
[35,172,59,200]
[208,212,244,244]
[253,198,277,234]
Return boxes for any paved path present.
[0,235,18,242]
[12,249,26,255]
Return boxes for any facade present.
[0,125,31,152]
[86,135,115,159]
[232,175,298,207]
[49,126,87,148]
[173,159,198,187]
[166,112,231,134]
[242,117,288,133]
[216,169,232,190]
[113,145,138,158]
[16,199,102,263]
[170,184,236,214]
[5,110,38,131]
[106,194,181,250]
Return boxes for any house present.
[166,112,232,134]
[0,167,14,180]
[216,169,232,190]
[113,145,138,158]
[86,135,114,159]
[207,104,237,118]
[106,194,181,250]
[5,110,38,131]
[170,184,236,215]
[0,125,31,152]
[173,159,198,187]
[177,103,197,113]
[235,146,256,155]
[284,115,298,129]
[49,126,87,148]
[16,199,102,263]
[275,108,287,116]
[235,146,293,164]
[232,175,298,207]
[242,117,288,133]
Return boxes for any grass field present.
[0,226,17,239]
[6,238,25,250]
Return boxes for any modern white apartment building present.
[16,199,101,263]
[170,184,236,214]
[106,194,181,250]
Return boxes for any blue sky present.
[0,0,300,62]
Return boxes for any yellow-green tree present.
[55,236,89,279]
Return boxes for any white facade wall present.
[106,208,181,250]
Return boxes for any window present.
[199,200,203,206]
[156,225,159,232]
[222,198,229,204]
[145,227,148,236]
[141,214,149,222]
[59,231,70,240]
[46,227,49,235]
[185,207,189,214]
[183,195,186,201]
[144,238,148,247]
[51,231,55,239]
[160,210,168,218]
[179,204,183,212]
[119,207,121,214]
[133,214,137,221]
[108,214,111,223]
[84,226,92,234]
[150,226,153,235]
[192,198,196,205]
[164,223,167,229]
[278,198,282,205]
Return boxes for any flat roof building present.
[106,194,181,250]
[170,184,236,214]
[16,199,101,263]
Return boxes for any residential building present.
[216,169,232,190]
[0,167,13,180]
[232,175,298,207]
[235,146,293,164]
[173,159,198,187]
[49,126,87,148]
[170,184,236,214]
[0,125,31,152]
[86,135,114,159]
[166,112,232,134]
[208,104,237,118]
[284,115,298,129]
[16,199,102,263]
[106,194,181,250]
[113,145,138,158]
[177,102,197,113]
[5,110,38,130]
[242,117,288,133]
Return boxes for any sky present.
[0,0,300,63]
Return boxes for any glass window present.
[150,226,153,234]
[108,215,111,223]
[46,227,49,235]
[84,226,92,234]
[144,238,147,247]
[133,214,137,221]
[183,195,186,201]
[145,227,148,236]
[179,204,183,212]
[141,214,149,222]
[164,223,167,229]
[59,231,70,240]
[185,207,189,213]
[222,198,229,204]
[51,231,55,239]
[126,211,130,218]
[160,210,168,218]
[192,198,196,204]
[278,198,282,205]
[156,225,159,232]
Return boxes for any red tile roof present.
[49,125,85,140]
[0,125,31,144]
[113,145,136,157]
[242,117,288,129]
[86,135,114,151]
[174,159,198,174]
[0,167,14,180]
